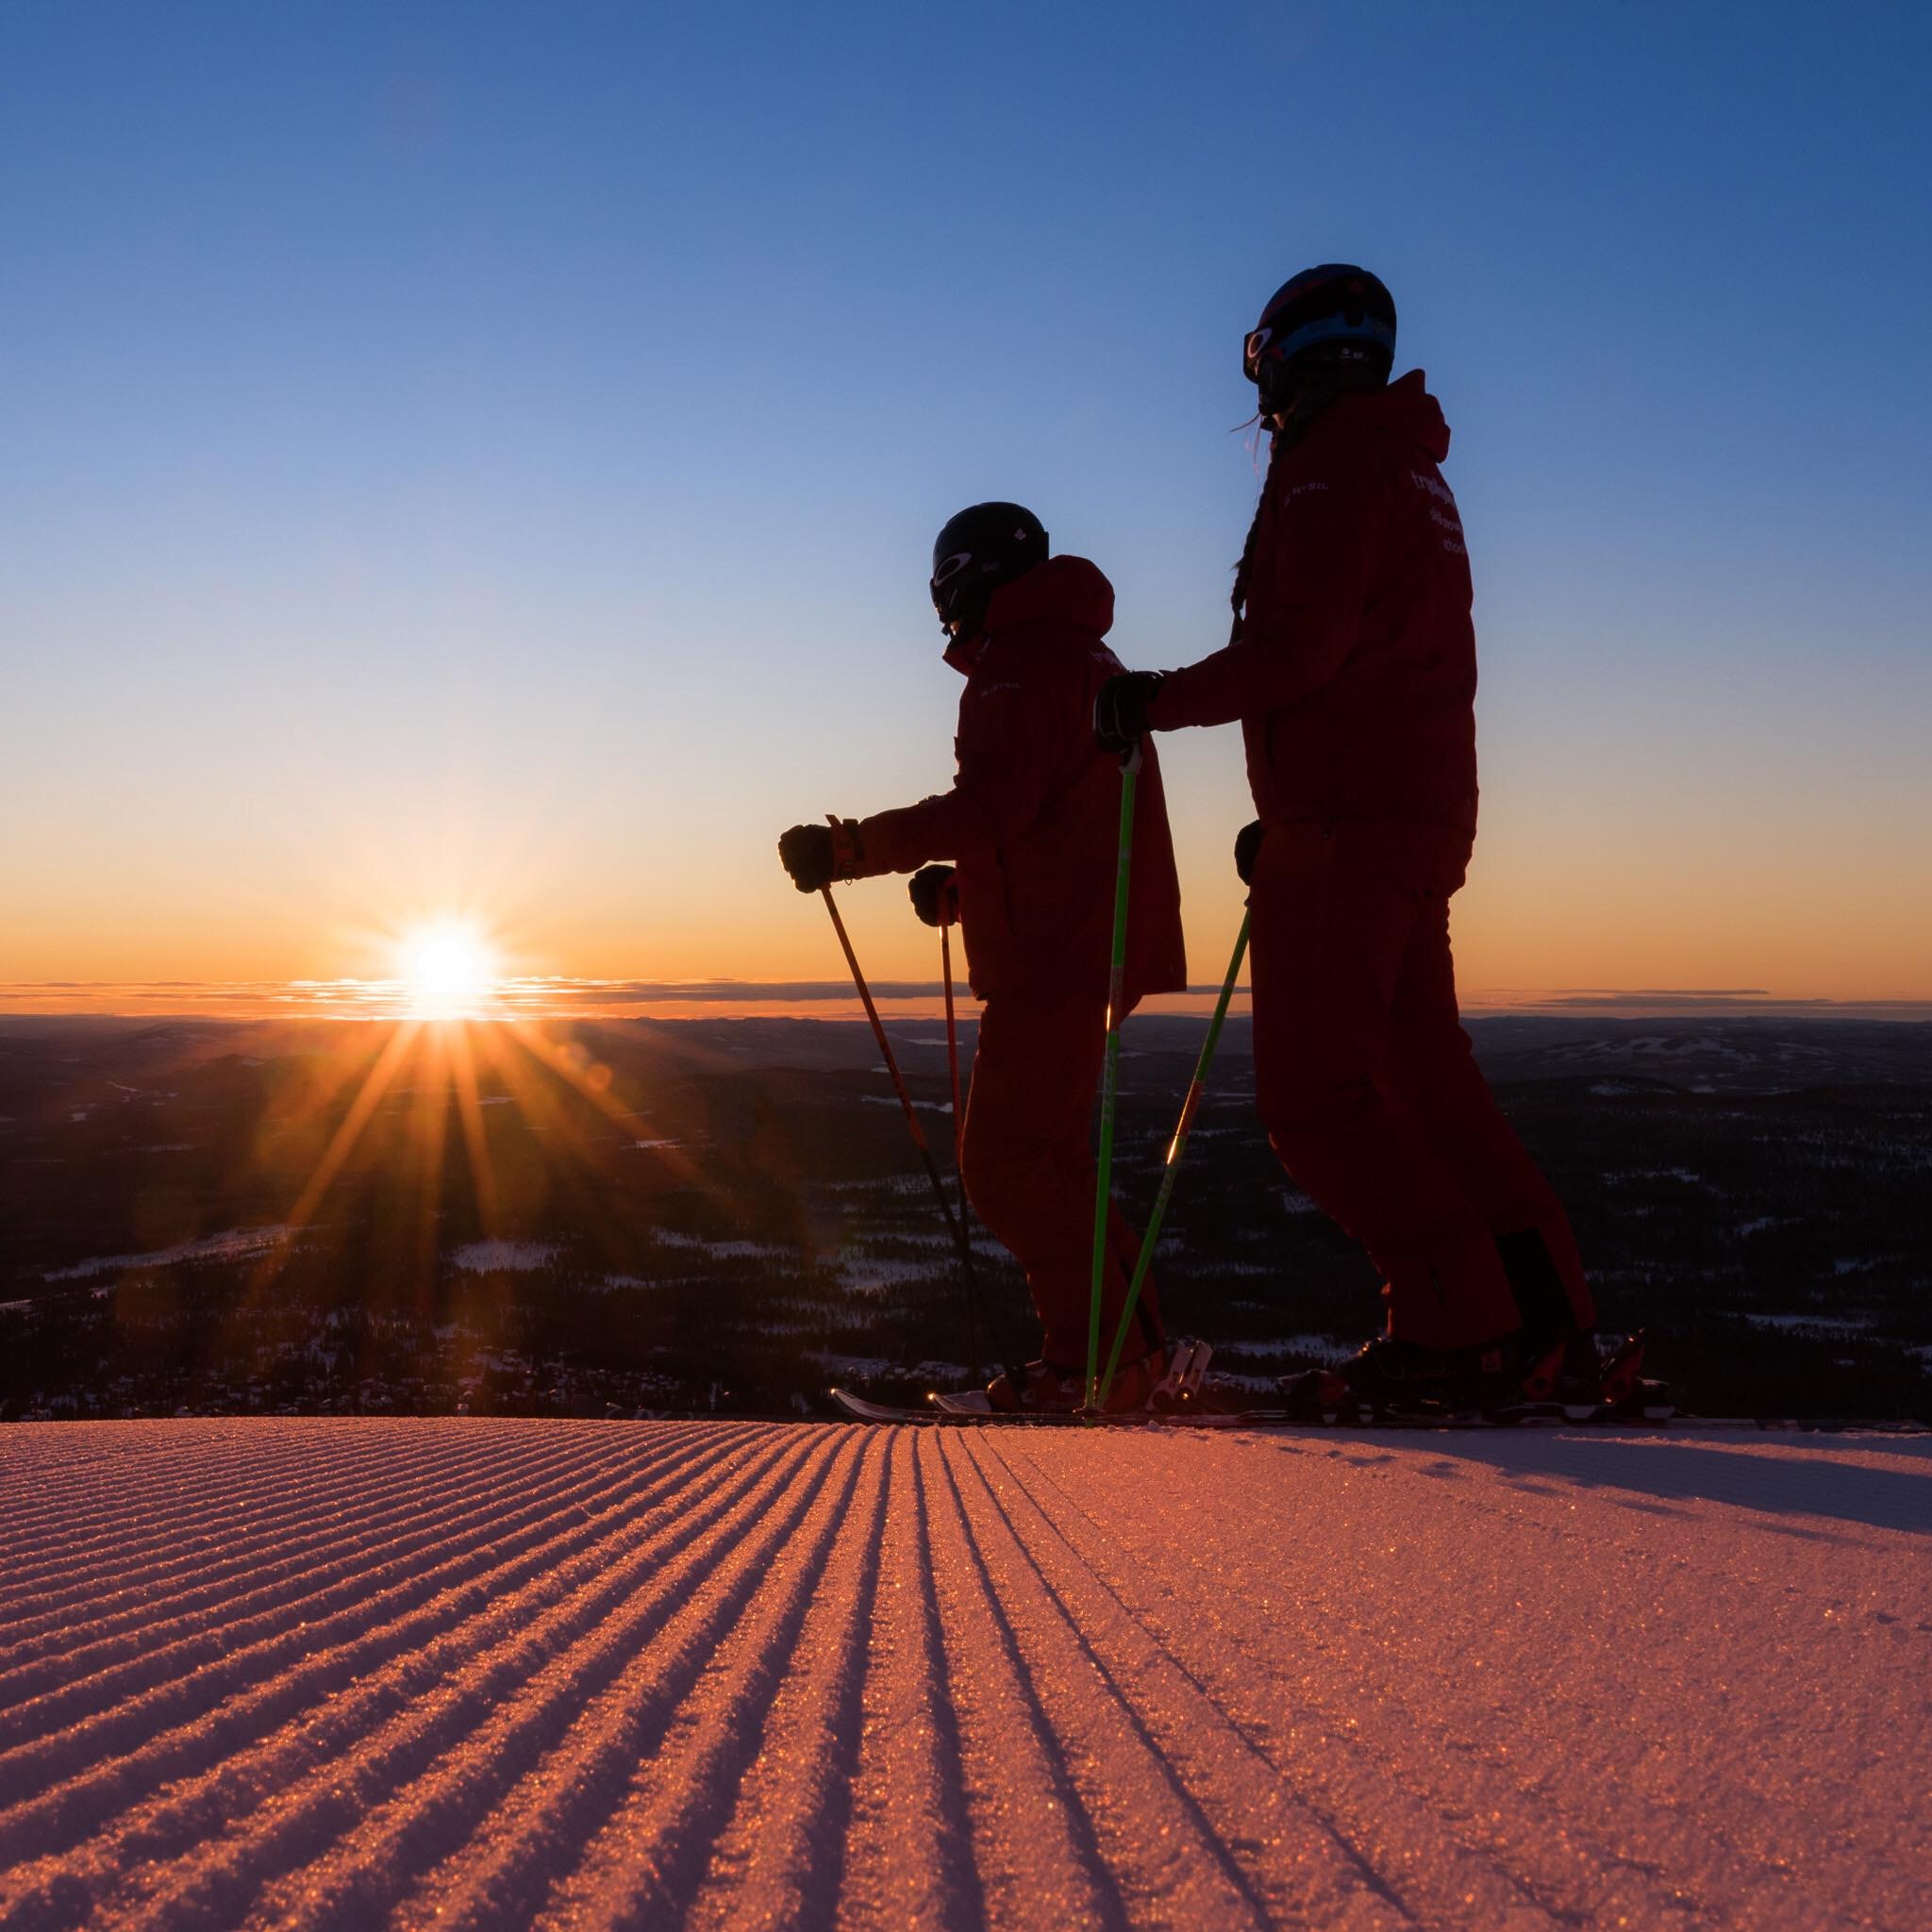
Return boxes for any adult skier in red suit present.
[1095,267,1597,1410]
[780,504,1188,1411]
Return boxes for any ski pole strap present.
[1085,749,1141,1411]
[1096,910,1250,1407]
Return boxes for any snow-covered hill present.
[2,1420,1927,1930]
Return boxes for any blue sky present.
[2,2,1927,996]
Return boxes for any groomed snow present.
[1,1419,1927,1929]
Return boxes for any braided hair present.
[1228,429,1277,641]
[1231,355,1383,638]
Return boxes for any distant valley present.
[2,1015,1927,1421]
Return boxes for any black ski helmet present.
[1243,264,1396,419]
[929,502,1048,635]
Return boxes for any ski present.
[927,1388,996,1418]
[829,1386,1928,1433]
[920,1337,1213,1421]
[829,1389,941,1424]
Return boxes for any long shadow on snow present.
[1289,1433,1932,1537]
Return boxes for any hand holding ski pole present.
[1093,673,1164,757]
[778,820,864,893]
[908,864,958,928]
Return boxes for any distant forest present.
[2,1015,1928,1422]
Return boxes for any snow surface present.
[2,1419,1928,1929]
[41,1226,291,1282]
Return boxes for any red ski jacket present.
[1154,371,1480,836]
[854,556,1187,1011]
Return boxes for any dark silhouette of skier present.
[781,505,1187,1411]
[1096,267,1597,1410]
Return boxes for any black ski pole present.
[818,862,1014,1370]
[939,911,981,1370]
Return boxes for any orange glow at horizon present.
[3,789,1928,1013]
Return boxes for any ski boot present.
[1515,1326,1612,1413]
[1505,1328,1675,1420]
[1278,1363,1357,1424]
[1495,1229,1612,1413]
[1354,1334,1526,1415]
[1143,1337,1213,1412]
[1594,1331,1674,1417]
[982,1359,1086,1415]
[929,1357,1093,1417]
[938,1338,1206,1418]
[1280,1334,1525,1424]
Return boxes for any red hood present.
[942,555,1115,675]
[1327,368,1451,463]
[993,553,1116,633]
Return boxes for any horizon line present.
[0,978,1928,1024]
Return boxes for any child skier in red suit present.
[781,504,1188,1411]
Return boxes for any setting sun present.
[401,924,496,1018]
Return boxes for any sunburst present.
[242,908,731,1324]
[401,922,497,1021]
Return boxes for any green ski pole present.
[1095,910,1250,1408]
[1085,745,1141,1412]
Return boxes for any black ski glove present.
[1092,672,1164,756]
[1234,819,1264,886]
[908,864,959,928]
[778,820,863,893]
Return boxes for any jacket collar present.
[943,630,988,676]
[1311,368,1452,462]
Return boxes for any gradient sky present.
[3,2,1927,1004]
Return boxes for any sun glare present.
[401,924,496,1018]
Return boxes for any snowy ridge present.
[2,1421,1928,1928]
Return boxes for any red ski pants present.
[1247,820,1594,1351]
[960,991,1166,1369]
